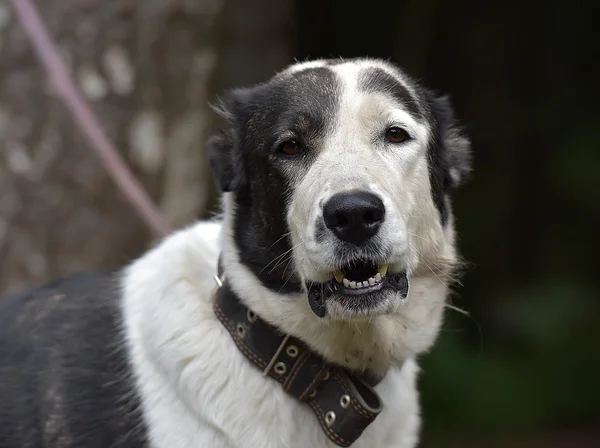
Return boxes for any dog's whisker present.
[406,230,434,243]
[408,242,450,289]
[258,241,303,276]
[352,321,364,335]
[265,232,292,253]
[278,268,296,294]
[266,241,305,276]
[281,257,294,279]
[445,303,469,317]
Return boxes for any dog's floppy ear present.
[429,94,472,188]
[207,88,253,192]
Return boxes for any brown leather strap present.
[213,280,383,447]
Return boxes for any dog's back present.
[0,272,147,448]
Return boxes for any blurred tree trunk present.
[217,0,294,87]
[0,0,296,295]
[204,0,295,211]
[0,0,225,294]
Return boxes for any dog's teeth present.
[377,264,388,276]
[340,271,386,289]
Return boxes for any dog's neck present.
[219,195,452,375]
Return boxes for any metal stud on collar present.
[286,345,299,357]
[340,394,351,408]
[274,362,287,375]
[325,411,336,427]
[236,323,246,338]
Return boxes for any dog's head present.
[209,59,470,324]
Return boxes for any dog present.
[0,58,471,448]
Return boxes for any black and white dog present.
[0,58,470,448]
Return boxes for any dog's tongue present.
[307,284,333,317]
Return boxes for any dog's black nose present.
[323,191,385,246]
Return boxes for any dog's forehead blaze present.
[277,61,425,123]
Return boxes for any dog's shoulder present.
[120,220,222,323]
[0,271,148,447]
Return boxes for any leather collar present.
[213,268,384,447]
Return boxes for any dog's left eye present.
[278,140,303,156]
[385,127,409,144]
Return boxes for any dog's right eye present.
[385,127,409,144]
[278,140,303,157]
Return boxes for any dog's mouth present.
[306,260,409,317]
[332,260,388,290]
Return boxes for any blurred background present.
[0,0,599,446]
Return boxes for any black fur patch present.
[0,272,147,448]
[209,66,341,293]
[357,67,424,119]
[426,93,472,225]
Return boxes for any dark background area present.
[1,0,599,446]
[289,0,600,446]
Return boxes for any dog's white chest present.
[138,330,420,448]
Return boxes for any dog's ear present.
[207,128,245,192]
[207,88,253,192]
[428,94,472,188]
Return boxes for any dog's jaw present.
[306,271,410,319]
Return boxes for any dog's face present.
[209,59,470,321]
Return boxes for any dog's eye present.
[278,140,303,156]
[385,127,409,144]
